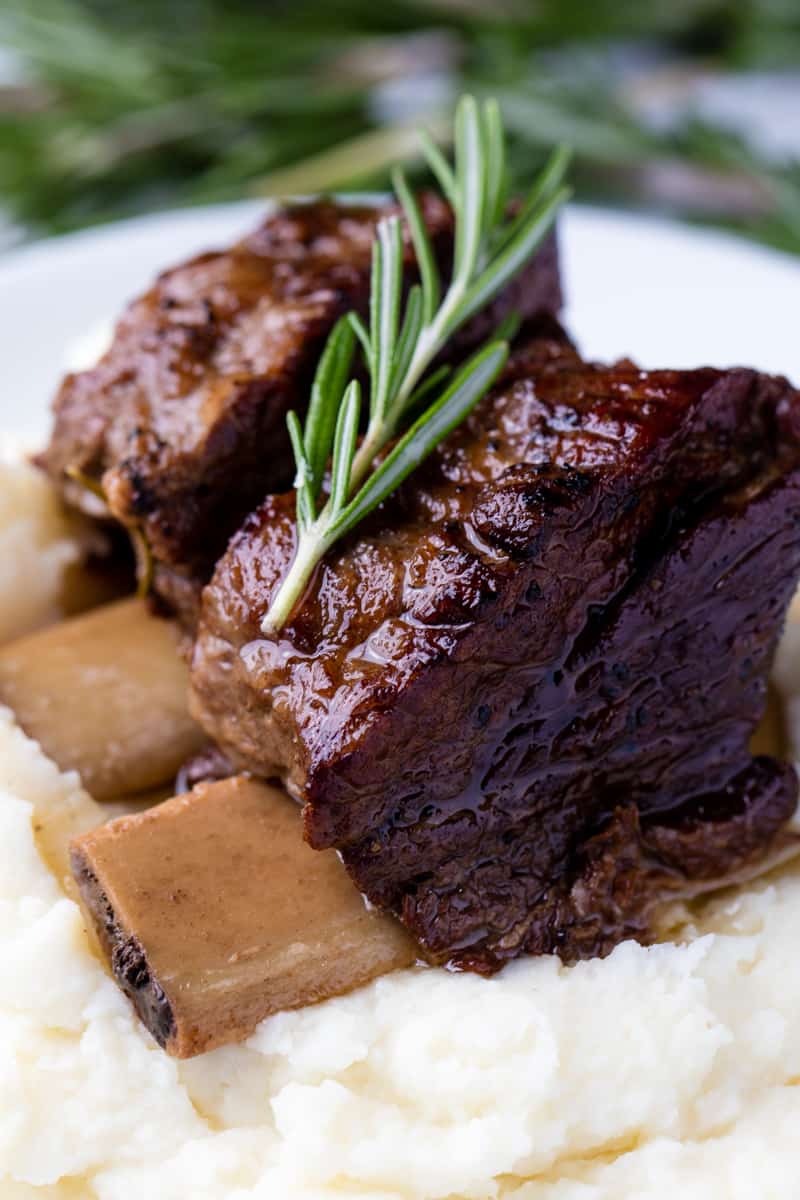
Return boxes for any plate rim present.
[3,198,799,282]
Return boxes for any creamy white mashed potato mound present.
[4,700,800,1198]
[0,441,80,641]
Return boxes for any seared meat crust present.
[40,199,561,621]
[190,323,800,970]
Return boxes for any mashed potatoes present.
[3,462,800,1199]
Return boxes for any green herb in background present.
[0,0,799,254]
[263,96,569,630]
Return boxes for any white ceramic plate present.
[1,202,798,446]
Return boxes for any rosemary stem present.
[401,284,463,395]
[261,525,328,632]
[349,284,466,490]
[349,427,385,492]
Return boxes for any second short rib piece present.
[190,325,800,972]
[40,199,561,622]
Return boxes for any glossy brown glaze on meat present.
[190,323,800,971]
[40,199,561,622]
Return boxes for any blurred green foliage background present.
[1,0,799,250]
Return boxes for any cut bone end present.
[70,775,417,1057]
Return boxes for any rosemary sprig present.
[261,96,570,631]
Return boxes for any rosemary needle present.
[261,95,570,633]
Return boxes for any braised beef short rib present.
[40,200,561,622]
[190,323,800,971]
